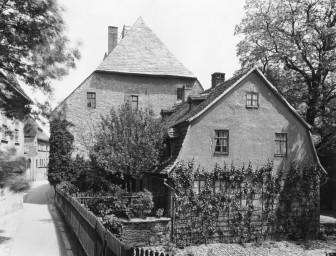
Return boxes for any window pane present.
[275,141,281,154]
[281,141,287,154]
[193,181,199,194]
[199,180,205,192]
[215,180,220,192]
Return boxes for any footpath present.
[0,180,82,256]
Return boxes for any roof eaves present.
[308,131,327,175]
[95,70,196,79]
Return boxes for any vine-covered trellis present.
[169,161,322,247]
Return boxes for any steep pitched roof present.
[96,17,195,78]
[166,68,311,129]
[0,69,32,103]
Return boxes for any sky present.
[48,0,246,107]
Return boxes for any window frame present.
[131,95,138,110]
[246,92,259,108]
[87,92,96,109]
[193,179,205,194]
[214,179,227,193]
[275,133,287,157]
[214,130,229,155]
[177,87,185,101]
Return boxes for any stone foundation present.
[120,217,171,246]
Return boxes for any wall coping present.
[120,217,171,223]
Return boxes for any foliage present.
[0,0,80,118]
[0,148,27,189]
[57,180,79,194]
[235,0,336,152]
[48,118,74,188]
[8,176,30,192]
[91,103,166,179]
[86,185,155,220]
[156,208,164,218]
[170,161,321,246]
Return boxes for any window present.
[1,115,7,142]
[214,130,229,154]
[193,180,205,194]
[36,160,38,167]
[275,133,287,156]
[177,87,185,101]
[246,92,259,108]
[131,95,138,110]
[87,92,96,109]
[14,121,19,143]
[214,180,226,193]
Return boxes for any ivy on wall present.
[170,161,321,247]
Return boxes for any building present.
[0,71,32,159]
[24,119,50,181]
[51,17,203,155]
[160,67,325,175]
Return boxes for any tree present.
[48,119,74,188]
[235,0,336,152]
[0,0,80,117]
[91,104,166,180]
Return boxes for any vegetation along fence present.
[55,188,173,256]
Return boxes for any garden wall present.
[120,217,171,246]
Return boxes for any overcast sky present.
[45,0,246,107]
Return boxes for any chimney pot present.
[108,26,118,54]
[211,72,225,88]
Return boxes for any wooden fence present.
[55,188,174,256]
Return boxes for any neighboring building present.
[0,71,32,158]
[51,17,203,155]
[149,67,326,218]
[24,119,50,181]
[160,67,325,175]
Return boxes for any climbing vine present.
[170,161,321,247]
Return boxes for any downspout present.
[163,178,176,241]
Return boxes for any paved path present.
[0,181,82,256]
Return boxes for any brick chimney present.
[108,26,118,54]
[211,72,225,88]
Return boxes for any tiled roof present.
[96,17,195,78]
[0,70,32,103]
[164,72,247,128]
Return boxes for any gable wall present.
[178,72,315,172]
[53,72,202,155]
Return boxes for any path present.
[0,181,82,256]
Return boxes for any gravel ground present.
[146,239,336,256]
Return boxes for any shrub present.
[8,176,30,192]
[57,181,79,194]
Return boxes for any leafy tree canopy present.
[91,104,166,179]
[235,0,336,152]
[0,0,80,117]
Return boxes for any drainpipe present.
[163,178,176,241]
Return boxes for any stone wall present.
[52,72,203,156]
[120,217,171,246]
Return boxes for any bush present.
[57,181,79,194]
[8,176,30,192]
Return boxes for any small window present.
[177,87,185,101]
[275,133,287,156]
[36,160,38,167]
[246,92,258,108]
[131,95,138,110]
[87,92,96,109]
[193,180,205,194]
[214,130,229,154]
[214,180,226,193]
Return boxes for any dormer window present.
[246,92,258,108]
[87,92,96,109]
[177,87,185,101]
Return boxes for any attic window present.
[246,92,258,108]
[177,87,185,101]
[87,92,96,109]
